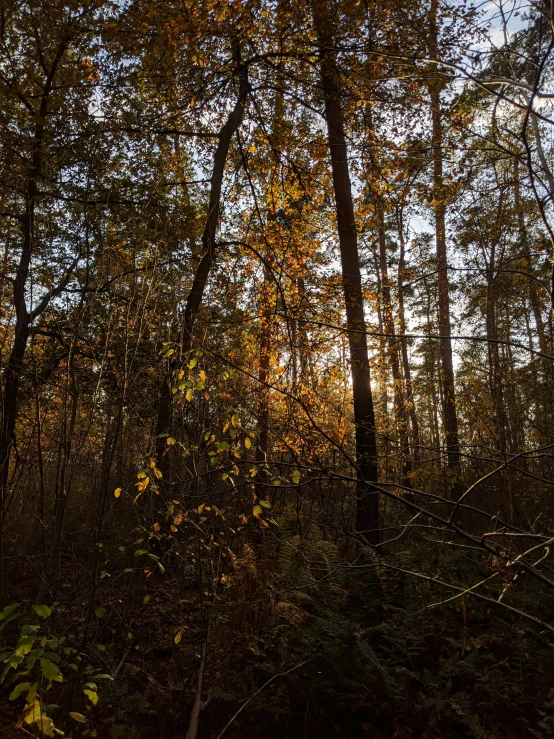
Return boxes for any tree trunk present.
[154,42,250,487]
[427,0,461,490]
[314,0,379,544]
[376,200,412,488]
[397,207,421,462]
[0,38,69,596]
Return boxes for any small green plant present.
[0,602,112,736]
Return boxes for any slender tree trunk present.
[514,157,553,441]
[0,38,70,597]
[397,208,421,462]
[256,47,286,467]
[485,192,509,457]
[485,262,508,457]
[374,249,390,418]
[314,0,379,544]
[427,0,461,490]
[376,200,411,487]
[257,263,273,465]
[154,42,249,487]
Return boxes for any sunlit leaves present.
[83,688,99,705]
[32,605,51,619]
[40,658,63,683]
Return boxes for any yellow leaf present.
[114,487,122,498]
[200,369,206,382]
[69,712,86,723]
[186,389,193,402]
[153,468,163,478]
[135,477,150,492]
[137,471,146,479]
[174,631,182,645]
[24,701,42,724]
[197,504,205,515]
[83,688,99,706]
[166,437,176,445]
[149,459,156,469]
[231,413,239,427]
[244,437,251,449]
[253,505,263,519]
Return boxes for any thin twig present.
[216,658,314,739]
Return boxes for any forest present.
[0,0,553,736]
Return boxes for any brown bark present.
[256,263,273,465]
[397,208,421,462]
[514,157,553,441]
[427,0,461,488]
[0,36,71,596]
[154,42,250,484]
[314,0,379,544]
[376,200,412,487]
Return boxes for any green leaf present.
[252,505,263,519]
[42,651,60,662]
[9,682,31,701]
[0,603,20,620]
[259,500,271,508]
[32,604,52,619]
[188,357,197,369]
[40,657,63,683]
[26,682,38,703]
[20,624,39,635]
[134,549,147,557]
[15,635,34,655]
[83,689,99,706]
[9,653,24,667]
[95,607,106,618]
[292,469,300,484]
[92,673,114,680]
[69,712,86,723]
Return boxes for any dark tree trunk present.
[314,0,379,544]
[427,0,461,491]
[376,200,412,488]
[0,38,69,596]
[154,42,250,487]
[397,208,421,462]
